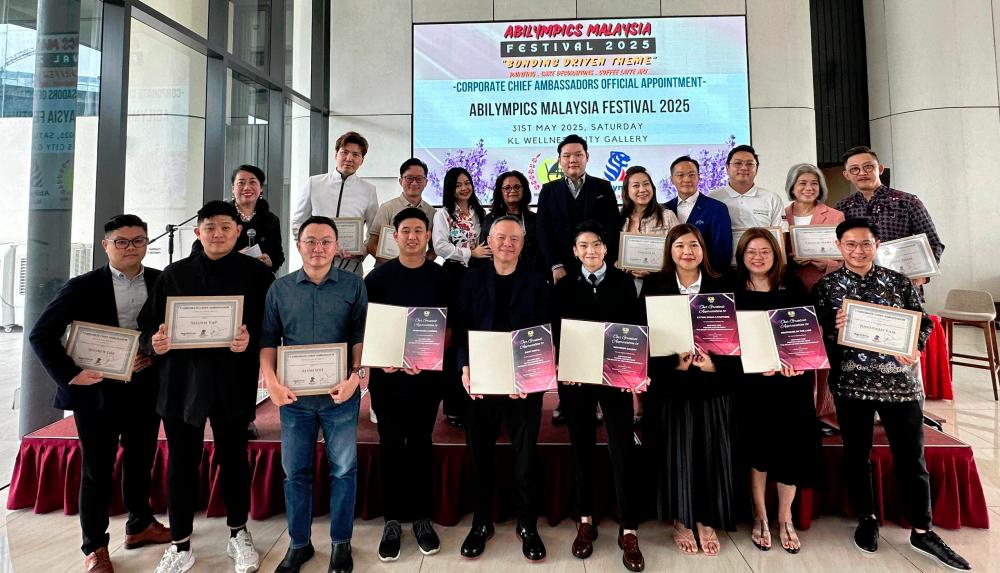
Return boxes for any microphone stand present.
[148,214,199,264]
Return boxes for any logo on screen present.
[535,158,562,184]
[423,310,431,317]
[604,151,631,181]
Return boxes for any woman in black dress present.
[733,228,819,554]
[640,223,738,557]
[480,171,545,272]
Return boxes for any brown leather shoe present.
[618,532,645,572]
[571,522,598,559]
[123,519,172,549]
[84,547,114,573]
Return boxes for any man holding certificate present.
[554,221,646,572]
[364,207,453,562]
[30,214,169,573]
[139,201,275,573]
[453,215,553,562]
[813,218,970,571]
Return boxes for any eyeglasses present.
[402,175,427,184]
[501,185,523,193]
[842,241,876,251]
[847,163,878,176]
[336,149,363,160]
[744,249,773,258]
[299,239,336,249]
[729,160,757,169]
[109,237,148,249]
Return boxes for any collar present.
[676,271,702,293]
[109,264,144,280]
[399,193,425,209]
[295,266,339,286]
[566,173,587,191]
[726,184,758,197]
[841,264,876,280]
[581,263,607,285]
[333,170,357,183]
[677,192,699,205]
[854,185,887,203]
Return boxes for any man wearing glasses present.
[709,144,785,229]
[30,215,171,573]
[836,146,944,287]
[366,158,439,265]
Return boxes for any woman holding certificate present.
[640,224,738,557]
[733,229,819,554]
[432,167,490,282]
[480,170,545,272]
[619,166,679,286]
[783,164,844,290]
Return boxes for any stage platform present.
[7,392,990,530]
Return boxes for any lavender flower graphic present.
[658,135,737,202]
[426,139,509,204]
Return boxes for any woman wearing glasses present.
[480,171,545,272]
[783,164,844,290]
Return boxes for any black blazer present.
[554,265,642,327]
[452,263,553,371]
[536,176,621,271]
[29,265,161,411]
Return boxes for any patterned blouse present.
[834,185,945,260]
[813,265,933,402]
[448,209,478,250]
[622,205,679,235]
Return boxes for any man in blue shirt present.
[260,216,368,573]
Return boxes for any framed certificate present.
[789,225,842,260]
[618,233,666,272]
[361,303,448,370]
[165,295,244,349]
[558,319,648,390]
[837,299,922,358]
[332,217,365,255]
[875,233,941,279]
[65,321,141,381]
[646,293,741,356]
[731,227,785,267]
[469,324,557,394]
[376,225,400,259]
[737,307,829,373]
[277,343,348,396]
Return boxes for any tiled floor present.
[1,326,998,572]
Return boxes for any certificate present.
[332,217,365,255]
[738,307,829,373]
[165,295,244,349]
[239,244,262,259]
[376,225,400,259]
[65,321,141,381]
[646,293,740,356]
[646,295,694,356]
[789,225,842,260]
[277,343,348,396]
[618,233,666,272]
[875,233,941,279]
[361,303,447,370]
[837,299,922,358]
[558,319,648,390]
[732,227,785,266]
[469,324,557,394]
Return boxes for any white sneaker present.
[154,545,195,573]
[226,529,260,573]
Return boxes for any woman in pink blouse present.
[783,163,845,291]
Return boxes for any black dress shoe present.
[854,516,879,553]
[460,523,494,558]
[516,524,546,561]
[275,543,314,573]
[552,407,566,425]
[329,542,352,573]
[910,530,971,571]
[445,415,464,429]
[571,522,597,559]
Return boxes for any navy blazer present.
[29,265,161,411]
[663,193,733,273]
[536,175,621,271]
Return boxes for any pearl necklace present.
[236,205,256,222]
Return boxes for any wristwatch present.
[352,367,368,380]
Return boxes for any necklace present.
[236,205,256,222]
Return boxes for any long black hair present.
[442,167,485,222]
[489,170,532,214]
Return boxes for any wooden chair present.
[939,289,999,400]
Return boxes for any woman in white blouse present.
[432,167,491,281]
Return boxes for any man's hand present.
[266,382,297,407]
[552,267,567,283]
[230,325,250,353]
[461,366,483,400]
[70,370,104,386]
[151,324,171,355]
[330,372,360,404]
[911,277,929,287]
[835,308,847,331]
[897,350,921,366]
[132,353,153,373]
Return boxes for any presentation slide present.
[413,16,750,205]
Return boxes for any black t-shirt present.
[364,258,454,307]
[492,272,515,332]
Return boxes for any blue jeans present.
[280,391,360,547]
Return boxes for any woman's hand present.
[258,253,273,268]
[693,349,716,372]
[471,243,492,259]
[675,351,693,371]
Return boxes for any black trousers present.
[465,393,543,529]
[563,384,638,529]
[162,414,251,541]
[368,374,441,522]
[441,346,470,419]
[73,396,161,555]
[834,397,932,530]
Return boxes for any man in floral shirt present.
[813,218,969,571]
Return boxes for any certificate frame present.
[277,342,348,396]
[789,225,842,260]
[165,295,244,349]
[332,217,365,255]
[837,298,922,358]
[732,226,785,266]
[875,233,941,280]
[617,233,666,272]
[376,225,400,259]
[65,321,141,381]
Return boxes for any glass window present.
[124,19,207,270]
[283,100,310,272]
[226,70,269,191]
[140,0,209,38]
[285,0,311,96]
[228,0,269,70]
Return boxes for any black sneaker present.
[378,520,402,562]
[413,519,441,555]
[910,530,972,571]
[854,516,879,553]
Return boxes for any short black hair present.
[842,145,879,165]
[572,220,605,243]
[727,144,758,165]
[557,134,588,154]
[399,157,428,176]
[297,215,338,240]
[231,164,265,185]
[670,155,700,173]
[104,214,147,235]
[836,217,880,240]
[393,207,429,230]
[197,200,240,224]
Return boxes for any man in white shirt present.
[292,131,379,276]
[708,144,785,229]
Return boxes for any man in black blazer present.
[29,214,170,573]
[452,216,552,562]
[536,134,622,285]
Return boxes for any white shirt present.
[675,193,699,224]
[432,208,481,266]
[676,272,702,295]
[793,214,813,226]
[708,184,785,229]
[581,263,607,286]
[108,265,147,330]
[291,171,379,234]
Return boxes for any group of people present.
[28,131,971,573]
